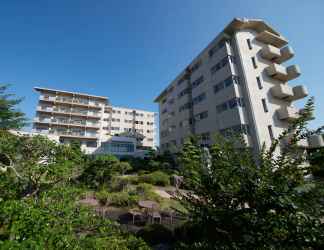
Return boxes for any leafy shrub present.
[110,176,130,192]
[96,190,110,205]
[78,154,120,189]
[107,192,139,207]
[135,183,161,202]
[137,224,174,245]
[138,171,170,186]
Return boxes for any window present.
[193,93,206,105]
[208,40,228,57]
[178,88,190,98]
[256,76,263,89]
[179,102,192,112]
[262,99,268,113]
[192,75,204,88]
[268,125,274,140]
[162,108,168,114]
[86,141,97,148]
[251,57,257,69]
[220,124,250,137]
[214,81,225,93]
[247,39,252,50]
[191,60,202,73]
[195,111,208,121]
[216,102,228,113]
[228,97,244,109]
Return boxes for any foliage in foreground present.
[177,98,324,249]
[0,131,149,249]
[0,84,27,130]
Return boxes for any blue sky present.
[2,0,323,131]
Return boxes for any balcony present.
[53,97,102,109]
[255,30,288,48]
[270,84,293,99]
[54,131,98,139]
[266,63,288,81]
[277,106,299,121]
[275,46,294,64]
[308,135,324,148]
[37,106,53,113]
[286,65,301,81]
[282,134,309,148]
[40,96,56,102]
[266,63,300,82]
[261,45,281,61]
[286,85,308,101]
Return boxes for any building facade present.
[155,18,322,154]
[33,87,156,155]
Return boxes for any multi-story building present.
[33,87,156,155]
[155,18,323,154]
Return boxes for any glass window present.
[256,76,263,89]
[268,125,274,140]
[252,57,257,69]
[247,39,252,50]
[262,99,268,113]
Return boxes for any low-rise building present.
[33,87,156,156]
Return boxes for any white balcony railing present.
[266,63,301,82]
[271,84,294,99]
[255,30,288,48]
[275,46,294,64]
[261,45,281,61]
[286,85,308,101]
[277,106,299,121]
[308,135,324,148]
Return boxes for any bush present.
[107,192,139,207]
[138,171,170,186]
[96,190,110,205]
[135,183,161,202]
[110,176,130,192]
[137,224,174,245]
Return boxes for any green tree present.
[78,154,121,189]
[177,98,324,249]
[0,84,27,130]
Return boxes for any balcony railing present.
[282,134,309,148]
[275,46,294,64]
[266,63,288,81]
[277,106,299,121]
[49,130,98,139]
[266,63,300,82]
[34,117,100,128]
[270,84,293,99]
[286,85,308,101]
[54,97,101,109]
[261,45,281,61]
[308,135,324,148]
[255,30,288,48]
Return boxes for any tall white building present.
[155,18,323,154]
[33,87,156,155]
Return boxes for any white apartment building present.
[33,87,156,156]
[155,18,323,154]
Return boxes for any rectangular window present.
[195,111,208,121]
[247,39,252,50]
[214,81,225,93]
[262,99,268,113]
[193,93,206,105]
[192,75,204,88]
[268,125,274,140]
[256,76,263,89]
[216,102,228,113]
[252,57,257,69]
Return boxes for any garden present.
[1,84,324,249]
